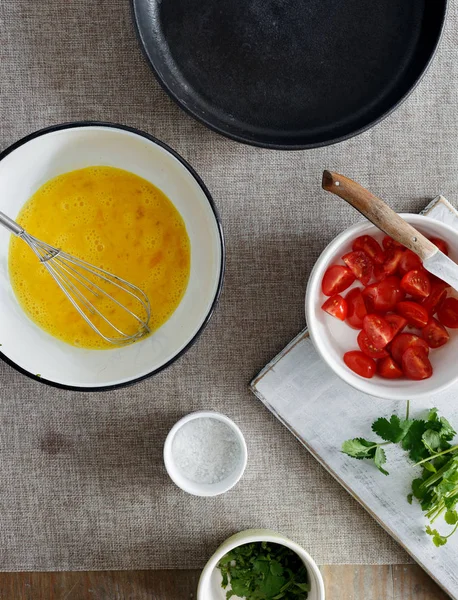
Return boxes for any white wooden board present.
[251,197,458,599]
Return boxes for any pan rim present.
[131,0,448,150]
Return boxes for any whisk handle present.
[0,211,24,236]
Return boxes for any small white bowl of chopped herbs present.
[197,529,325,600]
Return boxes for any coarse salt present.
[171,417,241,485]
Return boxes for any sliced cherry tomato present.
[382,236,404,251]
[391,333,429,364]
[352,235,385,265]
[385,313,407,336]
[357,331,389,358]
[437,297,458,328]
[362,314,394,349]
[400,269,431,299]
[429,237,449,256]
[398,250,423,276]
[362,276,405,313]
[396,301,429,328]
[343,351,376,378]
[377,356,403,379]
[429,274,450,287]
[421,281,449,315]
[345,288,367,329]
[342,251,373,286]
[321,295,347,321]
[322,265,355,296]
[372,263,387,283]
[422,317,450,348]
[402,347,433,380]
[382,247,404,276]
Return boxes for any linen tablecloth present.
[0,0,457,571]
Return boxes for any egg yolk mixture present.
[8,166,191,349]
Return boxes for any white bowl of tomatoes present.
[306,214,458,400]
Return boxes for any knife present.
[322,170,458,292]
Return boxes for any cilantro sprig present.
[217,541,310,599]
[342,401,458,546]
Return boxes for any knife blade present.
[423,250,458,292]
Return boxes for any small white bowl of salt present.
[164,411,247,496]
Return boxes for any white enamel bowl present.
[0,123,224,390]
[306,214,458,400]
[197,529,325,600]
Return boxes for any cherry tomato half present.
[372,264,387,283]
[400,269,431,299]
[363,276,405,313]
[396,301,429,328]
[382,236,404,251]
[429,237,449,256]
[357,331,389,358]
[352,235,385,265]
[422,318,450,348]
[342,251,373,286]
[362,314,395,349]
[322,265,355,296]
[398,250,423,276]
[385,313,407,337]
[321,295,348,321]
[437,297,458,329]
[377,356,403,379]
[345,288,367,329]
[343,351,376,378]
[391,333,429,364]
[402,347,433,380]
[421,281,449,315]
[382,247,404,276]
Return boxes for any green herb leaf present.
[270,561,284,577]
[426,526,447,547]
[401,419,429,463]
[423,462,437,474]
[372,415,411,443]
[341,438,378,459]
[439,417,456,441]
[412,478,425,499]
[445,510,458,525]
[374,446,389,476]
[422,430,442,453]
[427,408,439,423]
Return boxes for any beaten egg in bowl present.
[8,166,191,350]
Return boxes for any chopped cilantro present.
[217,541,310,599]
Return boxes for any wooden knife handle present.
[322,170,437,261]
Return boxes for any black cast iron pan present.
[132,0,447,149]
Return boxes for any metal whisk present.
[1,211,151,346]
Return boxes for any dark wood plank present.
[320,565,394,599]
[0,565,450,599]
[393,565,451,600]
[320,565,451,600]
[0,570,200,600]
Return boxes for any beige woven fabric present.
[0,0,457,571]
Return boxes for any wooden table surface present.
[0,565,450,599]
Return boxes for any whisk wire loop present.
[7,225,151,346]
